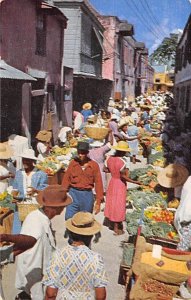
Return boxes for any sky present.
[89,0,191,54]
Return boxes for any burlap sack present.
[130,274,179,300]
[132,236,191,285]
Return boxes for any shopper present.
[104,141,141,235]
[43,212,108,300]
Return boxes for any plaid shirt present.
[43,245,108,300]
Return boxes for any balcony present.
[80,53,102,77]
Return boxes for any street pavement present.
[2,155,147,300]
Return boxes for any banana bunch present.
[52,147,71,156]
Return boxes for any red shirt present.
[62,159,104,204]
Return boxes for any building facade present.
[174,14,191,129]
[0,0,67,143]
[53,0,107,111]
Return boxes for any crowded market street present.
[1,1,191,299]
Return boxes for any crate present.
[0,209,14,234]
[146,236,178,249]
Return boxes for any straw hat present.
[20,149,37,160]
[0,142,13,159]
[112,141,131,152]
[118,119,129,129]
[128,118,135,126]
[37,184,72,207]
[157,164,189,188]
[66,212,101,235]
[82,103,92,110]
[36,130,52,142]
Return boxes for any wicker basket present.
[17,202,40,222]
[84,126,109,140]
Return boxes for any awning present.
[26,67,47,79]
[0,60,36,81]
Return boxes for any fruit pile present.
[36,157,63,175]
[144,208,174,224]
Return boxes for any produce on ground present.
[144,208,174,224]
[127,190,167,210]
[129,165,158,187]
[148,151,166,167]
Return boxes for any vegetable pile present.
[0,191,15,211]
[129,166,158,187]
[36,156,63,175]
[126,189,178,240]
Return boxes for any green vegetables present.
[127,190,167,210]
[129,165,154,180]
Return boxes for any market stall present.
[129,236,191,300]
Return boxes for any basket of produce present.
[84,126,109,140]
[17,200,40,222]
[36,156,63,175]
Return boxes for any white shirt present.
[174,176,191,235]
[0,164,9,193]
[15,209,56,297]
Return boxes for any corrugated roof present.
[27,67,47,78]
[0,60,36,81]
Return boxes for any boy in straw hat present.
[43,212,108,300]
[81,103,93,122]
[0,185,72,300]
[35,130,52,161]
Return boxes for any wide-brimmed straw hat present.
[36,130,52,142]
[37,184,72,207]
[112,141,131,152]
[118,119,129,129]
[66,212,101,235]
[82,103,92,110]
[20,149,37,160]
[157,164,189,188]
[0,142,13,159]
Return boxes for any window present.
[36,12,46,56]
[155,79,160,83]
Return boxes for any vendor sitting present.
[13,149,48,199]
[35,130,52,161]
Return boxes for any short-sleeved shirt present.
[62,159,104,204]
[43,245,108,300]
[15,209,56,290]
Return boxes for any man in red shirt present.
[62,142,104,220]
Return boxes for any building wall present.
[0,0,64,84]
[0,0,67,142]
[61,7,82,72]
[174,15,191,129]
[98,16,116,81]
